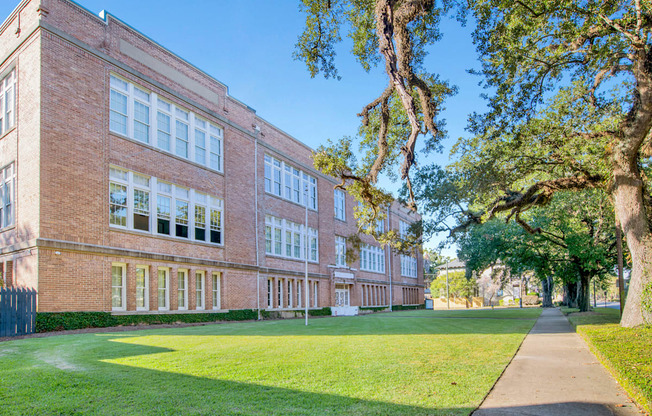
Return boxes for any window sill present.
[0,125,16,141]
[0,225,16,233]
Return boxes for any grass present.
[565,307,652,413]
[0,308,540,416]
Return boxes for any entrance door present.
[335,285,350,307]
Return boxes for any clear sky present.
[1,0,487,258]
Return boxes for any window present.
[196,271,205,310]
[195,121,207,165]
[263,154,317,210]
[175,108,189,158]
[287,280,293,308]
[360,244,386,273]
[109,183,127,227]
[267,278,273,308]
[297,280,302,308]
[334,189,345,221]
[178,269,188,310]
[111,263,126,311]
[133,87,150,143]
[158,268,169,310]
[135,266,149,311]
[335,236,347,267]
[313,282,319,308]
[265,215,318,262]
[133,174,150,232]
[401,255,418,278]
[0,163,15,229]
[109,166,224,244]
[109,74,224,172]
[277,279,283,308]
[109,75,128,135]
[400,220,411,239]
[376,217,384,234]
[212,272,221,309]
[0,69,16,135]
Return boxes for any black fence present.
[0,287,37,337]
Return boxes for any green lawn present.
[566,308,652,413]
[0,309,540,416]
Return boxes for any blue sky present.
[2,0,486,258]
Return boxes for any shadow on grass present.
[0,335,474,416]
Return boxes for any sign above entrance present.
[333,271,354,280]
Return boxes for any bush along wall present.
[35,309,258,333]
[391,304,425,311]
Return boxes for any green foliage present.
[643,281,652,322]
[308,307,332,316]
[35,310,259,333]
[390,304,425,311]
[430,270,476,298]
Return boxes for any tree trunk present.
[577,272,591,312]
[541,276,554,308]
[612,146,652,326]
[564,281,578,308]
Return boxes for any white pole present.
[304,184,309,326]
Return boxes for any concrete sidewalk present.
[473,308,643,416]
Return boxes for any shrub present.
[36,309,258,333]
[391,304,425,311]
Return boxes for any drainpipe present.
[254,124,261,320]
[387,206,393,312]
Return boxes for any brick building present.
[0,0,423,315]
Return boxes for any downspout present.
[254,124,261,320]
[387,207,392,312]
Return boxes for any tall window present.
[264,154,317,210]
[297,281,302,308]
[313,282,319,308]
[212,272,221,310]
[267,278,273,308]
[0,163,15,229]
[196,271,205,310]
[133,87,150,143]
[400,220,411,238]
[287,281,293,309]
[135,266,149,311]
[334,189,345,221]
[335,236,347,267]
[265,215,318,262]
[0,69,16,135]
[401,255,418,278]
[360,244,386,274]
[277,280,283,308]
[109,74,224,172]
[111,263,126,311]
[178,269,188,310]
[109,166,224,244]
[133,174,150,231]
[158,268,169,310]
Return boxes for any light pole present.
[446,260,450,310]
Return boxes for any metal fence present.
[0,287,37,337]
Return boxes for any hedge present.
[390,304,425,311]
[35,309,258,333]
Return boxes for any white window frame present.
[111,263,126,311]
[177,269,188,310]
[109,165,224,245]
[0,163,15,230]
[360,244,386,274]
[335,236,347,267]
[401,254,418,278]
[0,69,16,135]
[264,214,318,263]
[196,271,205,310]
[266,278,273,309]
[334,189,345,221]
[158,267,170,311]
[212,272,222,310]
[135,265,149,311]
[109,73,224,173]
[313,282,319,308]
[263,154,317,210]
